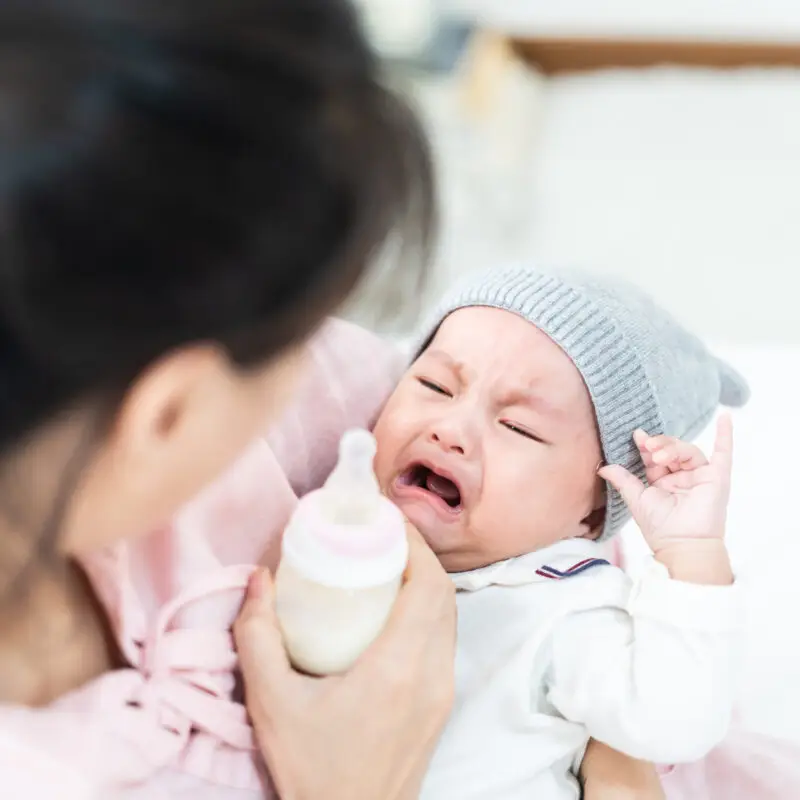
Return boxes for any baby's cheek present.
[476,480,543,545]
[482,469,570,547]
[372,431,402,493]
[372,450,392,493]
[371,402,418,478]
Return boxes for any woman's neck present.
[0,560,118,706]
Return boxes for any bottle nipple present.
[322,429,381,524]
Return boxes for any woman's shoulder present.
[268,318,406,496]
[297,317,407,430]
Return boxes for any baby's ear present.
[579,479,607,540]
[579,507,606,540]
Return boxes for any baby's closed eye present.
[417,377,452,397]
[499,420,547,444]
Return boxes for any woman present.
[0,1,660,796]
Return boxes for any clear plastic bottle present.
[275,429,408,675]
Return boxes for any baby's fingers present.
[655,469,709,492]
[711,413,734,478]
[598,465,646,512]
[641,434,708,472]
[633,430,670,482]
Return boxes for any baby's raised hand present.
[599,415,733,559]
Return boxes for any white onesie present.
[420,538,740,800]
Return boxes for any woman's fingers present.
[234,569,295,702]
[582,741,666,800]
[237,526,457,800]
[362,525,456,676]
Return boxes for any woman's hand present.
[235,526,457,800]
[580,740,665,800]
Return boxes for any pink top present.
[0,319,405,799]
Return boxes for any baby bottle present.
[274,429,408,675]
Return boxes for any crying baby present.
[367,265,748,800]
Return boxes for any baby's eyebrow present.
[423,350,564,420]
[502,386,564,420]
[423,348,466,378]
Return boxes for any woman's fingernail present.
[247,570,265,600]
[652,451,667,464]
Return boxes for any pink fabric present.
[0,318,405,799]
[606,537,800,798]
[658,728,800,799]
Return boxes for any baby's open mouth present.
[398,464,462,509]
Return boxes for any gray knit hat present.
[417,264,750,540]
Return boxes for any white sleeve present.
[546,560,741,764]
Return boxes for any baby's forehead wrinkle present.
[423,346,574,420]
[423,348,467,378]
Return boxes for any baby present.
[369,264,749,799]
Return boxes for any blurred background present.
[351,0,800,750]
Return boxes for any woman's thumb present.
[234,568,291,679]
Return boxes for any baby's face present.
[373,307,604,572]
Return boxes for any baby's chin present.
[396,502,458,553]
[436,548,497,574]
[382,484,496,572]
[397,506,486,572]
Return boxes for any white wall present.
[523,67,800,345]
[444,0,800,42]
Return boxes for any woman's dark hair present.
[0,0,434,457]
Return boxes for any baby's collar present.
[449,539,611,592]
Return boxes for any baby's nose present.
[429,408,481,456]
[430,430,465,455]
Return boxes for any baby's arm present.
[546,565,738,763]
[550,419,740,762]
[267,318,406,495]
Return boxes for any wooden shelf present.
[508,36,800,74]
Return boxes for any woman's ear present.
[116,346,227,456]
[62,341,308,555]
[62,344,246,552]
[107,343,250,497]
